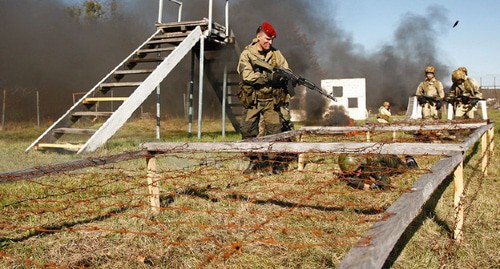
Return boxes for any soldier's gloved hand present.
[271,72,286,87]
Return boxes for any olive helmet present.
[383,101,390,107]
[458,66,468,75]
[452,69,466,83]
[425,66,436,75]
[338,154,362,174]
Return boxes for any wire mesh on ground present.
[0,121,494,268]
[0,151,428,268]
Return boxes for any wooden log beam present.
[146,156,161,214]
[481,132,489,176]
[337,153,464,269]
[453,161,464,242]
[300,121,488,134]
[461,123,494,150]
[142,141,465,155]
[0,150,150,183]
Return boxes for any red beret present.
[261,21,277,38]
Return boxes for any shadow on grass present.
[382,173,454,268]
[169,185,384,215]
[383,139,482,268]
[0,206,130,244]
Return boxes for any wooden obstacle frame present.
[0,121,494,268]
[141,121,495,269]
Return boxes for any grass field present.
[0,112,498,268]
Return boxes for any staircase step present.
[152,31,191,39]
[156,20,208,30]
[100,82,142,88]
[53,128,96,135]
[83,97,128,105]
[114,69,155,75]
[128,57,166,63]
[36,143,83,151]
[137,47,175,54]
[72,111,113,117]
[147,38,184,45]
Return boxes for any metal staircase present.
[26,18,242,154]
[203,33,243,133]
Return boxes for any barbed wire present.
[0,127,492,268]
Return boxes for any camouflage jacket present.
[237,39,289,95]
[377,106,391,121]
[416,77,444,98]
[449,78,482,98]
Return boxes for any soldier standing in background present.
[377,101,392,123]
[449,69,483,119]
[237,22,291,174]
[415,66,445,120]
[458,66,480,89]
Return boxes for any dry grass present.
[0,112,498,268]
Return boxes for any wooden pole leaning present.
[481,131,489,176]
[453,161,464,242]
[147,154,161,214]
[489,126,495,157]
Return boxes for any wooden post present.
[147,155,161,214]
[297,134,305,170]
[366,131,371,142]
[489,127,495,157]
[453,161,464,242]
[392,130,396,142]
[481,132,489,176]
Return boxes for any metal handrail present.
[158,0,183,23]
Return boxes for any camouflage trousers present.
[454,103,476,119]
[421,103,440,120]
[240,99,282,139]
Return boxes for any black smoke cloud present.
[0,0,450,122]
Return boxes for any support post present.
[36,91,40,128]
[197,36,205,139]
[366,131,371,142]
[489,127,495,157]
[392,130,396,142]
[1,89,6,131]
[453,161,464,242]
[156,84,161,140]
[222,60,228,137]
[158,0,164,23]
[188,50,195,137]
[297,134,305,170]
[208,0,213,33]
[481,131,489,176]
[147,155,161,214]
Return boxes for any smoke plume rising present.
[0,0,451,124]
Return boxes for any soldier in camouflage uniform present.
[449,69,483,119]
[415,66,445,120]
[237,22,291,174]
[377,101,391,123]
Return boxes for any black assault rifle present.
[255,59,337,102]
[414,95,443,110]
[444,95,485,107]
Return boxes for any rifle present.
[414,95,443,109]
[444,95,485,107]
[254,59,337,102]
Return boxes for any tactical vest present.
[462,79,476,96]
[421,80,440,97]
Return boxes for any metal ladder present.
[26,19,231,154]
